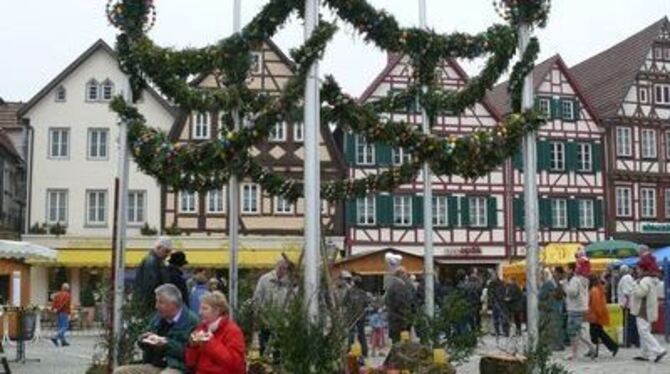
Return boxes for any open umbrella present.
[584,240,639,259]
[616,246,670,267]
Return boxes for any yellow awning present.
[502,243,615,279]
[31,249,301,268]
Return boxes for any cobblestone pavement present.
[5,332,670,373]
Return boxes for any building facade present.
[490,55,607,257]
[572,17,670,247]
[165,40,346,260]
[344,55,507,272]
[0,99,27,237]
[19,40,178,304]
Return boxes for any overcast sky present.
[1,0,669,102]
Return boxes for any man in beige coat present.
[630,260,667,363]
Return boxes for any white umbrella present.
[0,240,57,262]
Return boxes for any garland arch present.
[108,0,550,202]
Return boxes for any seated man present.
[115,284,199,374]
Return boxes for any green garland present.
[108,0,550,201]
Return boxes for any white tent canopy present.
[0,240,56,262]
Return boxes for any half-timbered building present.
[165,40,347,256]
[490,55,607,257]
[343,54,507,271]
[572,17,670,246]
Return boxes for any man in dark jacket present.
[384,267,416,343]
[135,237,172,312]
[343,275,371,357]
[167,251,189,307]
[114,284,199,374]
[488,274,509,337]
[505,278,524,336]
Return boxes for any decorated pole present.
[520,22,539,357]
[112,78,131,368]
[418,0,434,318]
[304,0,321,320]
[228,0,242,315]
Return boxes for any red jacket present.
[52,291,71,315]
[185,318,246,374]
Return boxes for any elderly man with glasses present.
[115,284,199,374]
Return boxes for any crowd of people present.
[46,237,667,372]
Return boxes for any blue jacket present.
[189,283,208,313]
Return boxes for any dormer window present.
[101,79,114,101]
[86,79,99,101]
[55,86,66,102]
[192,112,211,140]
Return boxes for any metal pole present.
[520,23,539,358]
[418,0,434,318]
[228,0,242,315]
[112,80,131,368]
[303,0,321,320]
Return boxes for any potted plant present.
[80,287,96,329]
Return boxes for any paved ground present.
[3,332,669,373]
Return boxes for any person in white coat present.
[630,260,667,363]
[560,262,596,360]
[617,265,639,347]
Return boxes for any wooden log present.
[479,354,527,374]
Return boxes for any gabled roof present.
[0,100,23,129]
[358,54,502,121]
[488,54,600,122]
[18,39,177,119]
[571,17,669,118]
[488,55,558,114]
[190,38,295,87]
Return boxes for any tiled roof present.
[571,17,669,118]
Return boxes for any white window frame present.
[550,142,565,171]
[654,47,663,59]
[46,189,68,225]
[392,147,412,166]
[561,100,574,120]
[538,98,550,117]
[274,196,294,215]
[615,187,632,217]
[241,184,260,214]
[654,84,670,105]
[180,191,198,213]
[639,86,649,103]
[86,79,99,101]
[356,196,375,226]
[640,187,657,219]
[432,195,448,226]
[393,196,412,226]
[48,128,69,159]
[665,48,670,61]
[665,188,670,218]
[87,128,109,160]
[641,129,657,159]
[577,143,592,172]
[666,131,670,159]
[616,127,632,157]
[469,196,487,228]
[128,190,146,224]
[55,86,66,102]
[251,52,263,75]
[101,79,114,101]
[269,122,286,142]
[293,122,304,142]
[355,135,375,165]
[578,200,594,228]
[207,189,225,213]
[86,190,107,226]
[192,112,210,140]
[551,199,568,228]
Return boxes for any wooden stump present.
[479,354,527,374]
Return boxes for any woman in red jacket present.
[186,291,246,373]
